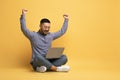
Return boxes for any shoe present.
[57,65,70,72]
[36,66,47,73]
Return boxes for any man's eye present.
[45,27,50,28]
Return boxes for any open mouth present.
[44,30,49,32]
[43,31,49,34]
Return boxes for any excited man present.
[20,9,70,72]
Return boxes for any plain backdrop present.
[0,0,120,80]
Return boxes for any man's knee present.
[61,55,68,64]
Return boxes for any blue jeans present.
[30,54,68,71]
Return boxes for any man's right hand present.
[22,9,28,15]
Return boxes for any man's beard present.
[40,29,49,35]
[43,31,49,34]
[42,30,49,35]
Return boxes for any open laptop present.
[46,47,64,59]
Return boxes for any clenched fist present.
[22,9,28,14]
[63,14,69,20]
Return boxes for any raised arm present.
[52,14,69,40]
[20,9,34,39]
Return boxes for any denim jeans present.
[30,54,68,71]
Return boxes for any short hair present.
[40,18,50,24]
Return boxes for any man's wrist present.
[65,18,69,21]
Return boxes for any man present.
[20,9,70,72]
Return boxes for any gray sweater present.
[20,14,68,62]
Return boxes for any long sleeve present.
[52,19,68,40]
[20,14,34,39]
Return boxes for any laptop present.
[46,47,64,59]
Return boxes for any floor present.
[0,57,120,80]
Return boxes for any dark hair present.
[40,18,50,24]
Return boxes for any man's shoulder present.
[30,31,38,36]
[49,32,54,36]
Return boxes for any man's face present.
[40,23,50,35]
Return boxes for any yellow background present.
[0,0,120,80]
